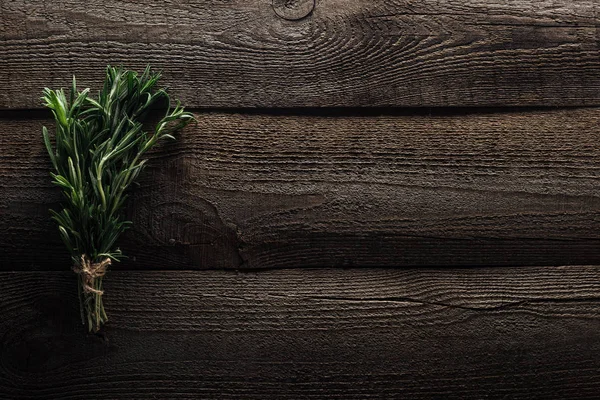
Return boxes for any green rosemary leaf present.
[42,126,57,170]
[70,76,77,106]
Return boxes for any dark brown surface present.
[1,267,600,399]
[2,108,599,270]
[2,0,600,108]
[3,2,600,397]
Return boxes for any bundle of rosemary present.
[42,66,194,332]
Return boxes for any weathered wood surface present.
[2,0,600,108]
[2,108,600,270]
[1,266,600,399]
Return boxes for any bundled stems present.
[76,271,107,332]
[74,254,110,331]
[42,66,194,332]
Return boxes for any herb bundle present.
[42,66,194,332]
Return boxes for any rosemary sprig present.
[42,66,194,332]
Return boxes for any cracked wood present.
[2,108,600,269]
[1,266,600,399]
[2,0,600,108]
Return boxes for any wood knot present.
[272,0,315,21]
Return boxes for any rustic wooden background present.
[2,0,600,398]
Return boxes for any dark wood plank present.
[2,0,600,108]
[2,108,600,270]
[1,267,600,399]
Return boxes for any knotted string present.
[72,255,111,294]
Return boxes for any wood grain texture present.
[2,108,600,270]
[1,266,600,399]
[2,0,600,108]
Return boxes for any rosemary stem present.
[100,277,108,321]
[87,295,93,332]
[77,274,85,325]
[95,278,101,331]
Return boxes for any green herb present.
[42,66,194,332]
